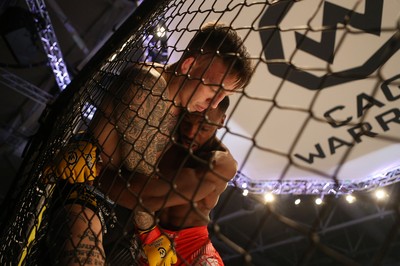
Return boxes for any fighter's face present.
[178,108,225,151]
[179,56,237,112]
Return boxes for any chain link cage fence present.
[1,0,400,265]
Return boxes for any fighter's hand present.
[44,140,99,184]
[140,226,177,266]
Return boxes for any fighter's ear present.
[180,56,195,74]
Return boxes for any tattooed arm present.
[48,203,106,266]
[90,64,175,175]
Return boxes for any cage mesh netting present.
[1,0,400,265]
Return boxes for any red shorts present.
[163,226,224,265]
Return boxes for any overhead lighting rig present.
[25,0,71,90]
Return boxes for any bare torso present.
[158,192,219,228]
[91,63,236,228]
[157,142,228,229]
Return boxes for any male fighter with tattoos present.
[44,21,252,265]
[106,96,235,265]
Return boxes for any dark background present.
[0,1,399,265]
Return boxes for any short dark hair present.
[185,22,253,91]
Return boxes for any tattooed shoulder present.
[112,64,177,174]
[117,64,169,108]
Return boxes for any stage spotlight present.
[375,189,387,201]
[315,198,323,205]
[264,192,274,203]
[345,194,356,204]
